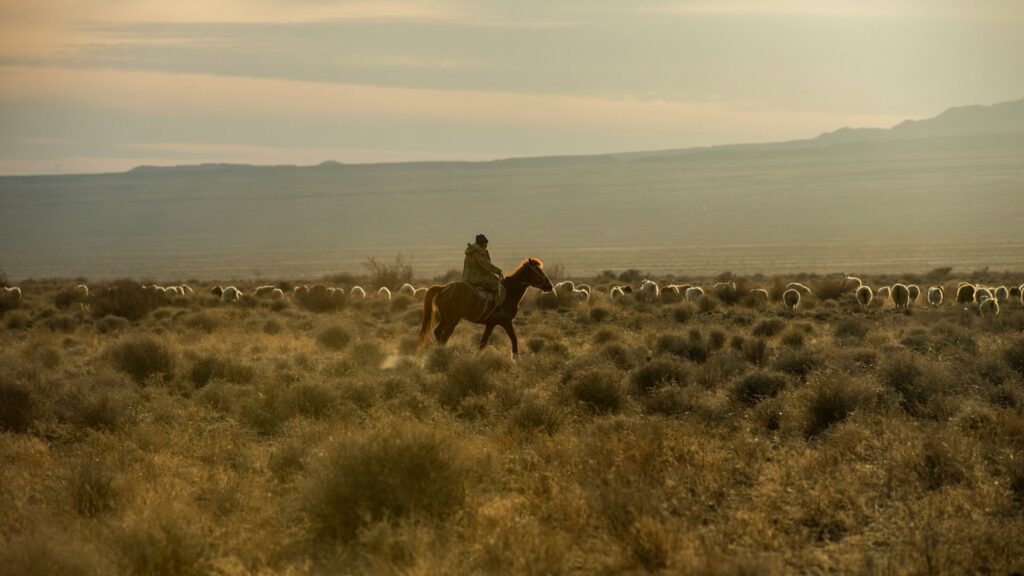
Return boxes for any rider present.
[463,233,505,315]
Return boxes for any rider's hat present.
[475,234,489,244]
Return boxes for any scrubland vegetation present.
[1,270,1023,574]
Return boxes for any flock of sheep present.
[2,276,1022,317]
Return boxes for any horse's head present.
[510,258,553,292]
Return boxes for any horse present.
[417,258,553,357]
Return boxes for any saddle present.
[470,284,506,322]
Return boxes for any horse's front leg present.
[478,323,496,350]
[500,321,519,359]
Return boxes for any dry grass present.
[0,272,1023,574]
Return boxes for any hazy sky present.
[1,0,1022,174]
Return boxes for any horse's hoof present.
[511,352,521,362]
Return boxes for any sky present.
[0,0,1022,175]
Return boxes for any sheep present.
[855,285,873,308]
[210,285,224,298]
[377,287,392,301]
[350,286,367,299]
[554,281,575,296]
[979,298,1000,317]
[685,286,705,301]
[975,287,994,304]
[927,286,944,307]
[330,287,346,302]
[221,286,242,302]
[955,283,975,305]
[576,284,592,295]
[786,282,812,295]
[891,284,910,309]
[748,288,769,305]
[783,288,801,310]
[399,283,416,297]
[1,286,22,306]
[844,275,863,291]
[254,285,277,297]
[166,286,183,296]
[293,285,309,298]
[907,285,921,304]
[1010,286,1022,300]
[610,286,626,302]
[572,289,590,302]
[414,287,428,299]
[713,281,736,291]
[270,288,285,300]
[180,284,194,295]
[876,286,891,304]
[994,286,1009,303]
[622,286,634,294]
[639,279,659,302]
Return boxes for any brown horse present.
[417,258,553,357]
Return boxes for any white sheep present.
[684,286,704,301]
[74,284,89,299]
[1,286,22,305]
[639,279,660,302]
[907,285,921,304]
[576,284,592,295]
[331,287,347,302]
[180,284,194,295]
[975,287,994,304]
[748,288,769,305]
[876,286,891,304]
[270,288,285,300]
[783,288,801,310]
[844,275,863,291]
[786,282,812,295]
[350,286,367,299]
[165,286,182,296]
[254,285,277,297]
[927,286,943,307]
[572,289,590,302]
[554,281,575,296]
[610,286,625,302]
[221,286,242,302]
[891,284,910,309]
[209,285,224,298]
[955,283,975,305]
[855,286,873,309]
[399,283,416,297]
[377,287,392,300]
[293,285,309,298]
[979,298,1000,317]
[414,287,428,299]
[1010,285,1022,300]
[994,286,1009,303]
[713,281,736,291]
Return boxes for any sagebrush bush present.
[316,326,353,351]
[879,352,945,415]
[97,315,130,334]
[117,511,211,576]
[303,424,467,540]
[599,342,639,370]
[741,337,769,365]
[1004,338,1024,376]
[672,304,694,324]
[438,355,506,407]
[72,457,118,517]
[655,331,709,363]
[4,310,31,329]
[90,280,162,321]
[752,318,785,337]
[732,371,788,405]
[780,327,806,348]
[631,358,688,394]
[286,381,340,418]
[0,378,35,432]
[803,376,869,438]
[350,340,387,369]
[773,348,822,378]
[590,307,611,322]
[183,312,220,333]
[509,394,562,435]
[900,328,931,352]
[188,354,255,387]
[571,366,626,414]
[642,386,693,416]
[108,336,176,384]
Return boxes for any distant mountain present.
[2,98,1023,279]
[814,98,1024,145]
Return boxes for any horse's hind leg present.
[440,318,460,344]
[433,312,445,343]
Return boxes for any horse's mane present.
[510,258,543,276]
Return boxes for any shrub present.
[263,319,283,335]
[900,329,931,352]
[188,355,255,387]
[117,512,211,576]
[570,366,626,414]
[752,319,785,337]
[732,371,788,406]
[438,355,504,407]
[91,280,162,321]
[590,307,611,322]
[803,377,869,437]
[709,329,727,350]
[316,326,353,351]
[773,349,822,378]
[672,304,694,324]
[0,379,34,432]
[303,425,466,541]
[363,255,414,289]
[814,277,848,301]
[1005,339,1024,376]
[97,315,130,334]
[426,346,458,373]
[654,331,709,363]
[4,311,31,330]
[879,352,945,415]
[698,296,718,313]
[642,386,692,416]
[350,340,387,369]
[108,336,176,384]
[780,327,805,348]
[286,381,340,418]
[72,457,117,517]
[510,394,562,435]
[599,343,639,370]
[631,358,689,394]
[183,312,220,333]
[931,322,978,353]
[741,337,769,366]
[54,287,82,310]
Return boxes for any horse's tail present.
[417,285,443,351]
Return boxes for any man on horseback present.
[463,233,505,318]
